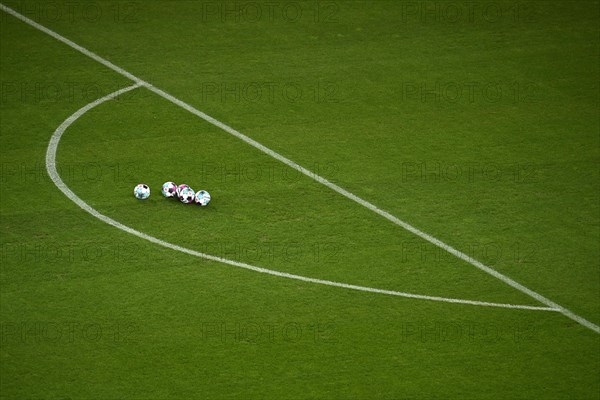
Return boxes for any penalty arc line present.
[3,2,598,333]
[45,83,558,312]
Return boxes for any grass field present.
[1,0,599,399]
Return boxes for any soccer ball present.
[195,190,211,206]
[179,187,195,204]
[162,181,177,198]
[133,184,150,200]
[176,184,190,198]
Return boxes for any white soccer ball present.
[162,181,177,198]
[195,190,211,206]
[133,183,150,200]
[179,187,195,204]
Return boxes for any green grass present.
[1,1,599,399]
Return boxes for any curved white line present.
[4,0,595,333]
[44,84,557,313]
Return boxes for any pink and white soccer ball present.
[179,187,195,204]
[176,184,190,198]
[161,181,178,198]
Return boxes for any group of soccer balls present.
[133,182,211,206]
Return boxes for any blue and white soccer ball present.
[179,187,195,204]
[162,181,178,198]
[133,183,150,200]
[195,190,211,206]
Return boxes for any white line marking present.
[4,2,598,333]
[0,4,145,86]
[45,84,556,312]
